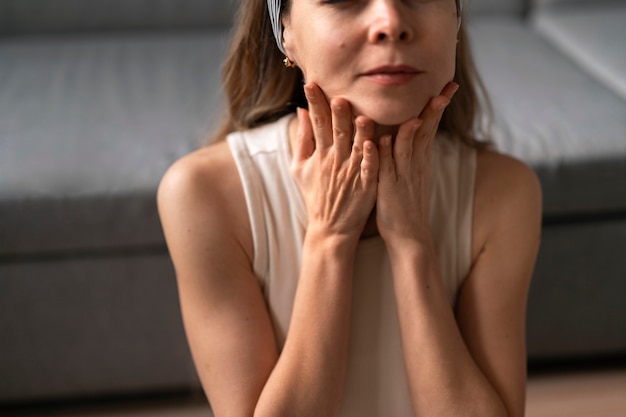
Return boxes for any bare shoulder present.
[475,149,542,203]
[473,149,542,255]
[158,140,238,206]
[157,140,253,271]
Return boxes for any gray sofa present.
[1,0,625,406]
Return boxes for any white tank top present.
[227,114,476,416]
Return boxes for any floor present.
[526,368,626,417]
[4,367,626,417]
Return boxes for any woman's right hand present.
[291,83,379,242]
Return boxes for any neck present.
[372,123,400,145]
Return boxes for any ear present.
[281,15,295,59]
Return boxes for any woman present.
[158,0,542,416]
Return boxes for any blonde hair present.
[213,0,491,149]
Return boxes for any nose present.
[367,0,414,43]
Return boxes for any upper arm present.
[456,150,542,417]
[157,144,278,417]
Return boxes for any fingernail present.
[449,82,460,99]
[450,83,460,98]
[381,135,392,147]
[304,84,315,99]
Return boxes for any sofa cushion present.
[532,0,620,8]
[465,0,526,16]
[0,0,236,35]
[532,3,626,101]
[527,219,626,358]
[0,30,230,256]
[0,253,197,402]
[468,17,626,216]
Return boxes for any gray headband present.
[267,0,287,55]
[266,0,463,55]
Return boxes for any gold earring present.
[283,57,296,68]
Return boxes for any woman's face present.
[282,0,459,125]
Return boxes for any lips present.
[362,65,422,76]
[361,65,423,86]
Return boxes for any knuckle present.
[333,127,348,141]
[360,161,377,177]
[313,115,326,129]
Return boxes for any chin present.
[368,112,416,126]
[351,97,430,127]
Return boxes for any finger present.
[414,94,451,153]
[292,107,315,164]
[361,140,379,188]
[304,83,333,150]
[440,81,460,101]
[418,82,459,134]
[420,95,449,129]
[351,115,374,166]
[393,118,421,171]
[378,134,395,183]
[330,97,354,157]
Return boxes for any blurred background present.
[1,0,625,415]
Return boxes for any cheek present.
[430,37,458,86]
[442,48,458,83]
[295,25,355,83]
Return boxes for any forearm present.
[254,230,357,417]
[388,241,508,417]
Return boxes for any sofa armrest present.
[0,0,236,36]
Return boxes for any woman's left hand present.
[376,82,459,249]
